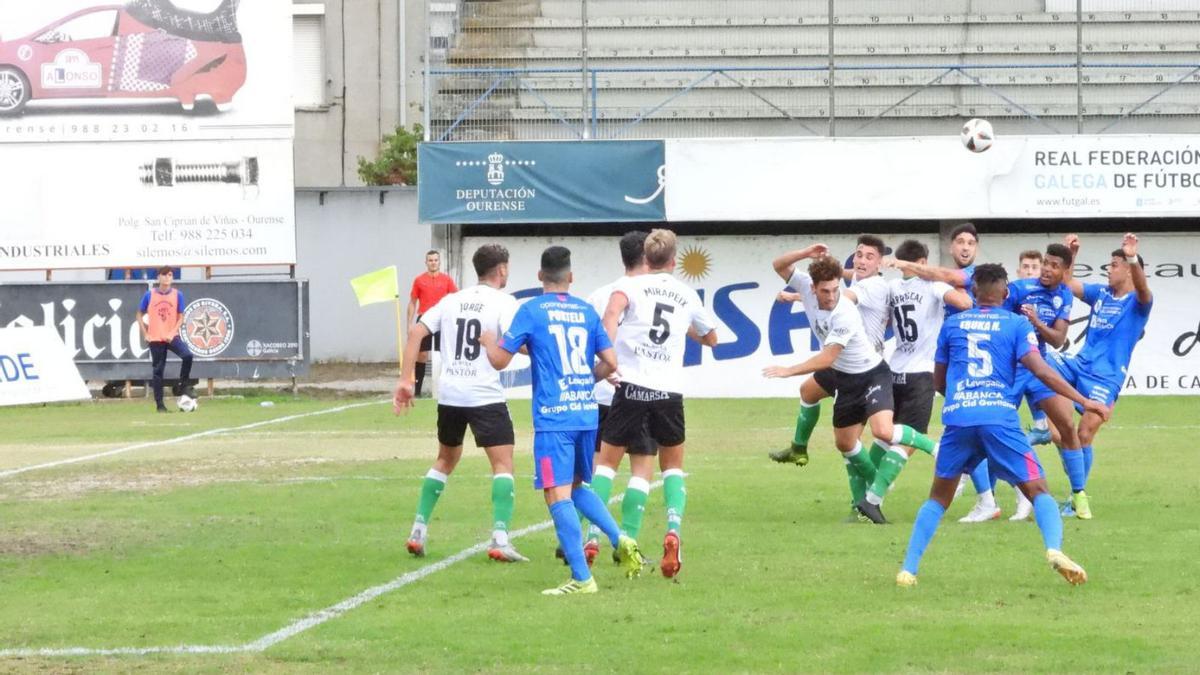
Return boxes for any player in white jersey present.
[394,244,527,563]
[768,234,890,468]
[885,239,972,479]
[600,229,719,579]
[764,248,938,524]
[579,232,658,564]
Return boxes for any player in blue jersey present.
[1016,249,1055,449]
[1052,233,1153,519]
[896,264,1110,587]
[481,245,645,596]
[1000,243,1091,523]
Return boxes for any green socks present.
[844,442,877,484]
[793,400,821,448]
[663,469,687,535]
[491,473,515,541]
[621,476,651,538]
[867,446,909,501]
[845,459,867,505]
[869,440,888,468]
[894,424,935,455]
[413,468,448,536]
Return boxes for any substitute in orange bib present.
[407,250,458,397]
[136,266,195,413]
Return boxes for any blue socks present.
[549,499,590,582]
[571,485,620,548]
[902,500,946,575]
[1082,446,1094,482]
[1032,492,1064,551]
[969,460,991,494]
[1059,448,1087,492]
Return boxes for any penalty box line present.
[0,480,664,658]
[0,400,388,481]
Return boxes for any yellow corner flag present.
[350,266,399,307]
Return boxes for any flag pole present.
[394,295,405,377]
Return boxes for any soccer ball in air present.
[178,395,198,413]
[961,118,994,153]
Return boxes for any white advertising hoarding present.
[0,326,89,406]
[463,233,1199,398]
[665,135,1200,222]
[0,0,295,270]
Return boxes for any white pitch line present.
[0,400,387,481]
[0,480,662,659]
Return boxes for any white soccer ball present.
[178,395,198,413]
[961,118,994,153]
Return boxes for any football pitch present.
[0,395,1195,672]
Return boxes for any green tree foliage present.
[357,124,423,186]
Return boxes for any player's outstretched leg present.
[543,497,598,596]
[1025,485,1087,585]
[486,472,528,562]
[407,468,448,557]
[959,460,1000,523]
[770,399,820,466]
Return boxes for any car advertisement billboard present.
[0,0,295,270]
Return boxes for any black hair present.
[1110,248,1145,268]
[950,223,979,242]
[894,239,928,263]
[619,231,648,270]
[472,244,509,278]
[857,234,887,257]
[1044,243,1073,267]
[541,245,572,283]
[972,262,1008,293]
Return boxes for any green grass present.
[0,396,1196,672]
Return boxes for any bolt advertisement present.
[0,0,294,270]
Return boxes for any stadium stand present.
[427,0,1200,140]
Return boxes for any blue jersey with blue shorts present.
[943,264,975,317]
[1004,278,1073,406]
[935,305,1046,485]
[1050,283,1152,408]
[501,292,612,488]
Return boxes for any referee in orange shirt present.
[407,250,458,396]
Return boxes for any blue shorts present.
[935,424,1046,486]
[1014,364,1056,409]
[1048,352,1120,409]
[533,430,597,490]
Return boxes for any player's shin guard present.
[549,500,591,582]
[845,458,868,505]
[491,473,515,545]
[1059,448,1087,493]
[413,469,448,536]
[1032,492,1064,551]
[867,446,909,504]
[1082,446,1094,483]
[793,400,821,447]
[621,476,650,538]
[892,424,935,455]
[571,485,620,548]
[868,440,888,468]
[843,442,877,484]
[902,500,947,575]
[663,468,687,536]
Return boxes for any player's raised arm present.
[1061,234,1086,299]
[942,287,972,311]
[762,343,844,379]
[1123,233,1153,306]
[1020,350,1110,422]
[772,243,829,282]
[886,258,968,287]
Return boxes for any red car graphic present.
[0,0,246,115]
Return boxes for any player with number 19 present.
[394,244,526,563]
